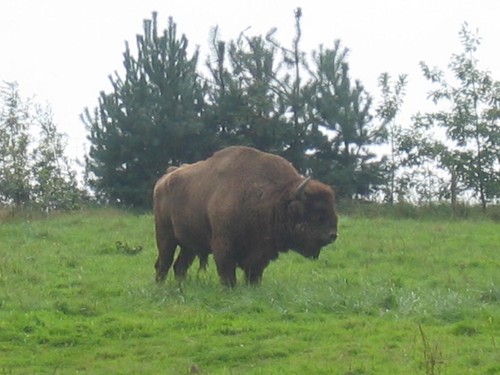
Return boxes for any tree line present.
[82,11,388,207]
[2,11,499,211]
[82,12,499,209]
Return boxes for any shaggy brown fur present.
[163,164,208,274]
[154,146,338,286]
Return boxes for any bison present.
[163,164,209,273]
[153,146,338,286]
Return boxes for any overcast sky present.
[1,0,499,162]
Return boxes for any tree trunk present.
[450,166,457,217]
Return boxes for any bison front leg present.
[173,248,196,279]
[198,253,209,271]
[244,267,264,285]
[243,258,269,285]
[154,221,177,283]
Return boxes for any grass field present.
[0,208,499,374]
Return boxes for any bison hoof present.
[155,274,167,284]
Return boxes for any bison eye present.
[307,211,325,223]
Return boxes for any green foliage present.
[0,82,31,207]
[418,324,444,375]
[83,13,215,207]
[206,28,291,154]
[413,23,500,210]
[31,105,82,211]
[376,73,408,204]
[337,200,500,222]
[85,11,382,208]
[84,14,498,209]
[0,82,83,211]
[0,209,498,373]
[309,41,383,198]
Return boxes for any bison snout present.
[327,232,338,243]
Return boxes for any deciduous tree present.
[31,105,82,211]
[0,82,31,207]
[376,72,408,204]
[416,23,500,210]
[1,82,83,211]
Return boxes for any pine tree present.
[308,41,382,198]
[205,8,320,173]
[83,13,213,207]
[206,27,290,154]
[267,7,314,172]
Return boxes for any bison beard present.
[153,146,338,287]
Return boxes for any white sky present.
[1,0,499,163]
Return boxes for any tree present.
[31,105,82,211]
[83,11,398,205]
[0,81,83,211]
[206,28,289,154]
[308,41,383,199]
[83,13,213,207]
[267,7,317,172]
[416,23,500,210]
[376,72,408,204]
[205,8,315,167]
[0,82,31,207]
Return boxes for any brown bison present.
[153,146,338,286]
[163,164,209,272]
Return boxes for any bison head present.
[287,178,338,259]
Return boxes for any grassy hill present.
[0,209,499,374]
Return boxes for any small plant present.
[100,240,143,255]
[419,324,444,375]
[115,241,143,256]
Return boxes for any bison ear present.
[293,177,311,200]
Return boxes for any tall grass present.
[0,208,499,374]
[337,200,500,221]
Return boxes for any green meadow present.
[0,209,498,374]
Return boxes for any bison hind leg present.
[155,239,177,283]
[213,253,237,287]
[212,238,237,287]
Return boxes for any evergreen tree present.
[205,27,244,147]
[83,13,212,207]
[308,41,382,198]
[83,10,415,205]
[206,27,291,155]
[267,7,316,172]
[205,8,319,173]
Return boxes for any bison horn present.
[294,177,311,199]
